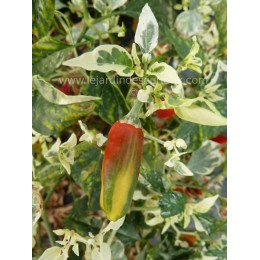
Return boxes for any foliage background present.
[32,0,227,259]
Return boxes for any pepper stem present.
[123,100,143,126]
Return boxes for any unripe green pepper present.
[100,102,144,221]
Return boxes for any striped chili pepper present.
[100,102,144,221]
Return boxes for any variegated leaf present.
[32,76,100,135]
[134,4,158,54]
[147,62,182,84]
[63,45,134,77]
[174,104,227,126]
[188,140,223,175]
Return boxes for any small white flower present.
[96,133,107,147]
[163,140,175,151]
[176,139,187,150]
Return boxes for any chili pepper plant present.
[32,0,227,259]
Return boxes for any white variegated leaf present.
[60,133,77,149]
[188,140,223,175]
[72,244,79,256]
[174,104,227,126]
[44,138,61,159]
[137,85,153,103]
[103,216,125,233]
[175,10,203,37]
[100,243,111,260]
[173,161,194,176]
[63,45,134,77]
[33,76,100,104]
[91,247,103,260]
[135,4,158,54]
[147,62,182,84]
[192,215,206,233]
[38,247,64,260]
[193,195,219,214]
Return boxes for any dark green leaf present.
[32,36,72,76]
[85,72,129,125]
[32,0,55,39]
[69,195,89,220]
[116,217,140,245]
[71,142,103,211]
[158,192,187,218]
[175,122,226,151]
[141,144,165,193]
[63,217,101,237]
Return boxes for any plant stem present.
[144,132,165,145]
[107,230,117,246]
[41,173,65,247]
[44,173,65,208]
[41,209,55,246]
[124,100,143,126]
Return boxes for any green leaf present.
[85,72,129,125]
[196,213,216,235]
[141,144,165,193]
[32,0,55,39]
[32,77,99,135]
[188,140,223,175]
[213,0,227,56]
[32,36,72,76]
[174,103,227,126]
[175,10,203,38]
[158,191,187,218]
[71,142,103,211]
[134,3,158,53]
[164,27,204,61]
[63,45,134,77]
[63,196,102,236]
[33,76,100,105]
[175,122,226,151]
[116,217,140,245]
[147,62,181,84]
[69,195,89,220]
[34,163,63,186]
[111,240,127,260]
